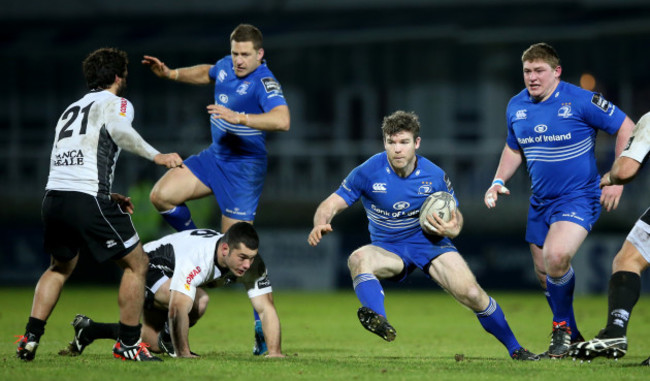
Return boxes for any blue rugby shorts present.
[184,148,266,221]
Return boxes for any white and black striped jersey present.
[143,229,272,302]
[621,111,650,164]
[46,90,159,197]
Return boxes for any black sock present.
[118,322,142,346]
[85,322,119,341]
[603,271,641,338]
[26,317,46,341]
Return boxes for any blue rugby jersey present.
[335,152,457,243]
[506,81,626,200]
[207,56,287,158]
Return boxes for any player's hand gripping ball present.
[419,191,456,235]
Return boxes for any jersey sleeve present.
[505,101,520,150]
[335,165,364,206]
[440,171,459,207]
[169,261,207,302]
[580,92,627,135]
[208,58,224,81]
[621,112,650,163]
[240,256,272,298]
[104,98,160,161]
[256,75,287,112]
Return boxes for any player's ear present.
[220,242,230,256]
[554,65,562,78]
[414,136,421,149]
[257,48,264,61]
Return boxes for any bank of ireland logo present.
[218,94,228,104]
[393,201,410,210]
[558,103,573,118]
[534,124,548,133]
[515,109,527,120]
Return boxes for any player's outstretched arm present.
[168,291,199,358]
[107,112,183,168]
[600,116,635,211]
[142,55,212,85]
[484,145,521,209]
[207,104,290,132]
[251,293,284,358]
[153,153,184,169]
[308,193,349,247]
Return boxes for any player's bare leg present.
[537,221,587,358]
[17,255,78,360]
[570,240,649,362]
[111,243,161,361]
[150,166,212,231]
[114,244,149,327]
[348,245,403,341]
[31,256,79,320]
[429,251,538,360]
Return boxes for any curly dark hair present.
[223,221,259,251]
[381,110,420,139]
[82,47,128,90]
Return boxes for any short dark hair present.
[223,222,259,251]
[521,42,560,69]
[82,47,128,90]
[381,110,421,139]
[230,24,263,50]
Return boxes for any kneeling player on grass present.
[569,112,650,366]
[307,111,539,361]
[62,222,284,358]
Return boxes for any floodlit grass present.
[2,287,649,380]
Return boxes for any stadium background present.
[2,0,650,294]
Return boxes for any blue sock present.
[546,267,577,335]
[160,204,197,231]
[544,290,555,315]
[475,297,521,356]
[353,273,386,317]
[253,310,260,322]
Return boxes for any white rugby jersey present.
[621,111,650,163]
[143,229,272,302]
[46,90,159,196]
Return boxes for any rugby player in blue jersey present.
[142,24,290,356]
[483,42,635,358]
[308,110,538,361]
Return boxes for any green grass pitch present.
[2,287,649,380]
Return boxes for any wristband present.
[169,69,179,80]
[491,178,505,187]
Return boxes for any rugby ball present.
[419,191,456,234]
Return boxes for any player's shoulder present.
[415,155,446,180]
[345,153,385,185]
[507,88,530,106]
[252,60,275,76]
[250,64,282,93]
[216,55,232,67]
[416,155,443,171]
[154,228,221,246]
[559,81,616,114]
[360,152,388,170]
